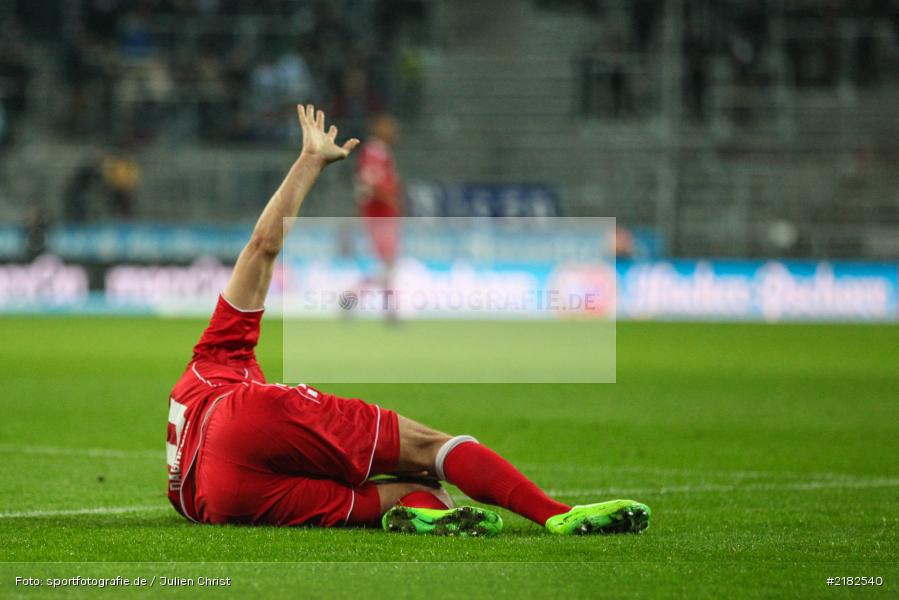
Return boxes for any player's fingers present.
[316,109,325,130]
[327,125,338,141]
[296,104,308,128]
[341,138,360,154]
[306,104,315,126]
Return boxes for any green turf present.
[1,316,897,598]
[283,318,616,382]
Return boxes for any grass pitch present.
[1,316,897,598]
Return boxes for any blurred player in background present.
[354,113,402,321]
[166,105,651,537]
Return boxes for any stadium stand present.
[0,0,897,258]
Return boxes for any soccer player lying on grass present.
[165,104,651,537]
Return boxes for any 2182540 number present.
[826,576,883,587]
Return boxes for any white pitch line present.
[0,505,170,519]
[546,477,899,498]
[3,446,896,494]
[0,445,162,459]
[447,477,899,505]
[6,479,899,520]
[518,463,869,482]
[0,446,875,483]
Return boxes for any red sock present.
[442,441,570,525]
[398,491,447,510]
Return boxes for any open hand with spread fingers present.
[297,104,360,166]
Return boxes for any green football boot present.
[382,505,503,537]
[545,499,651,535]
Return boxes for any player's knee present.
[397,415,451,472]
[376,481,454,513]
[432,434,478,481]
[415,432,483,479]
[415,429,451,473]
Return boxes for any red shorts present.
[194,383,400,527]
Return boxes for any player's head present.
[369,113,399,146]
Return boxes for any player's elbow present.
[247,231,283,258]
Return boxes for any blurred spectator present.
[189,46,227,139]
[10,0,421,148]
[248,50,294,141]
[119,7,156,62]
[218,41,255,140]
[311,2,350,98]
[250,51,279,108]
[395,44,425,118]
[6,0,896,152]
[62,157,102,223]
[23,205,49,261]
[276,46,315,103]
[62,145,140,222]
[61,35,101,136]
[101,146,141,218]
[117,57,173,140]
[115,7,172,141]
[333,52,383,138]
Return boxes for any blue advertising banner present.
[617,260,898,322]
[406,182,561,218]
[0,226,24,258]
[48,223,253,262]
[0,217,896,322]
[2,256,895,322]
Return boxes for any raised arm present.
[223,105,359,310]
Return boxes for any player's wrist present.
[297,151,328,172]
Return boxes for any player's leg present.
[391,415,651,535]
[379,219,399,322]
[197,469,371,527]
[261,472,501,536]
[196,437,451,528]
[374,478,453,511]
[391,415,569,525]
[376,477,502,537]
[200,383,496,534]
[250,474,500,536]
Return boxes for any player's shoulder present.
[245,380,324,403]
[172,357,251,397]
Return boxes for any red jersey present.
[355,138,401,218]
[166,295,401,527]
[166,295,267,521]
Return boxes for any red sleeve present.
[192,294,264,365]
